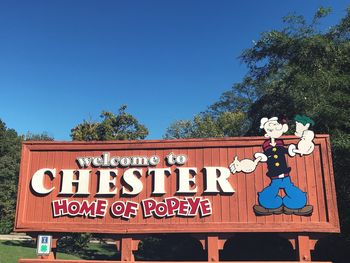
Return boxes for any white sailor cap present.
[260,117,278,129]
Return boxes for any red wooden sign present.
[14,135,339,234]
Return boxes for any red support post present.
[206,235,219,262]
[118,236,141,262]
[120,237,133,261]
[296,235,311,262]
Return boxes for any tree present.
[209,7,350,136]
[220,9,350,262]
[71,105,148,141]
[0,120,22,233]
[164,111,248,139]
[0,120,53,233]
[24,131,54,141]
[64,105,148,256]
[165,6,350,262]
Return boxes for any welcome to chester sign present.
[14,136,339,234]
[38,151,222,220]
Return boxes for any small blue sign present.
[37,235,52,256]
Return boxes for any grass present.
[0,240,81,263]
[0,240,119,263]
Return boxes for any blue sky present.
[0,0,348,140]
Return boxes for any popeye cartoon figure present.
[230,115,315,216]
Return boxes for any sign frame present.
[14,135,340,235]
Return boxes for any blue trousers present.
[258,176,307,209]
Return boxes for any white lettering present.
[120,157,131,167]
[76,157,92,168]
[148,168,171,194]
[122,168,143,195]
[176,167,197,193]
[92,157,103,167]
[96,169,118,195]
[59,169,91,195]
[110,157,120,167]
[31,168,56,194]
[149,156,160,166]
[131,156,149,166]
[166,152,176,165]
[204,167,235,193]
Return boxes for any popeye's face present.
[263,120,288,139]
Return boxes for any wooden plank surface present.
[15,135,340,234]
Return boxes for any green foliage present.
[70,121,99,141]
[136,235,205,261]
[233,11,350,262]
[209,82,256,114]
[164,120,194,139]
[164,111,248,139]
[207,7,348,138]
[0,120,22,233]
[237,9,350,137]
[165,6,350,262]
[24,132,54,141]
[57,233,92,254]
[66,105,148,254]
[164,81,255,139]
[71,105,148,141]
[0,122,53,234]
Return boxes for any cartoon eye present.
[275,124,283,131]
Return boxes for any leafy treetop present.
[71,105,149,141]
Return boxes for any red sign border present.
[14,135,340,234]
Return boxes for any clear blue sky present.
[0,0,348,140]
